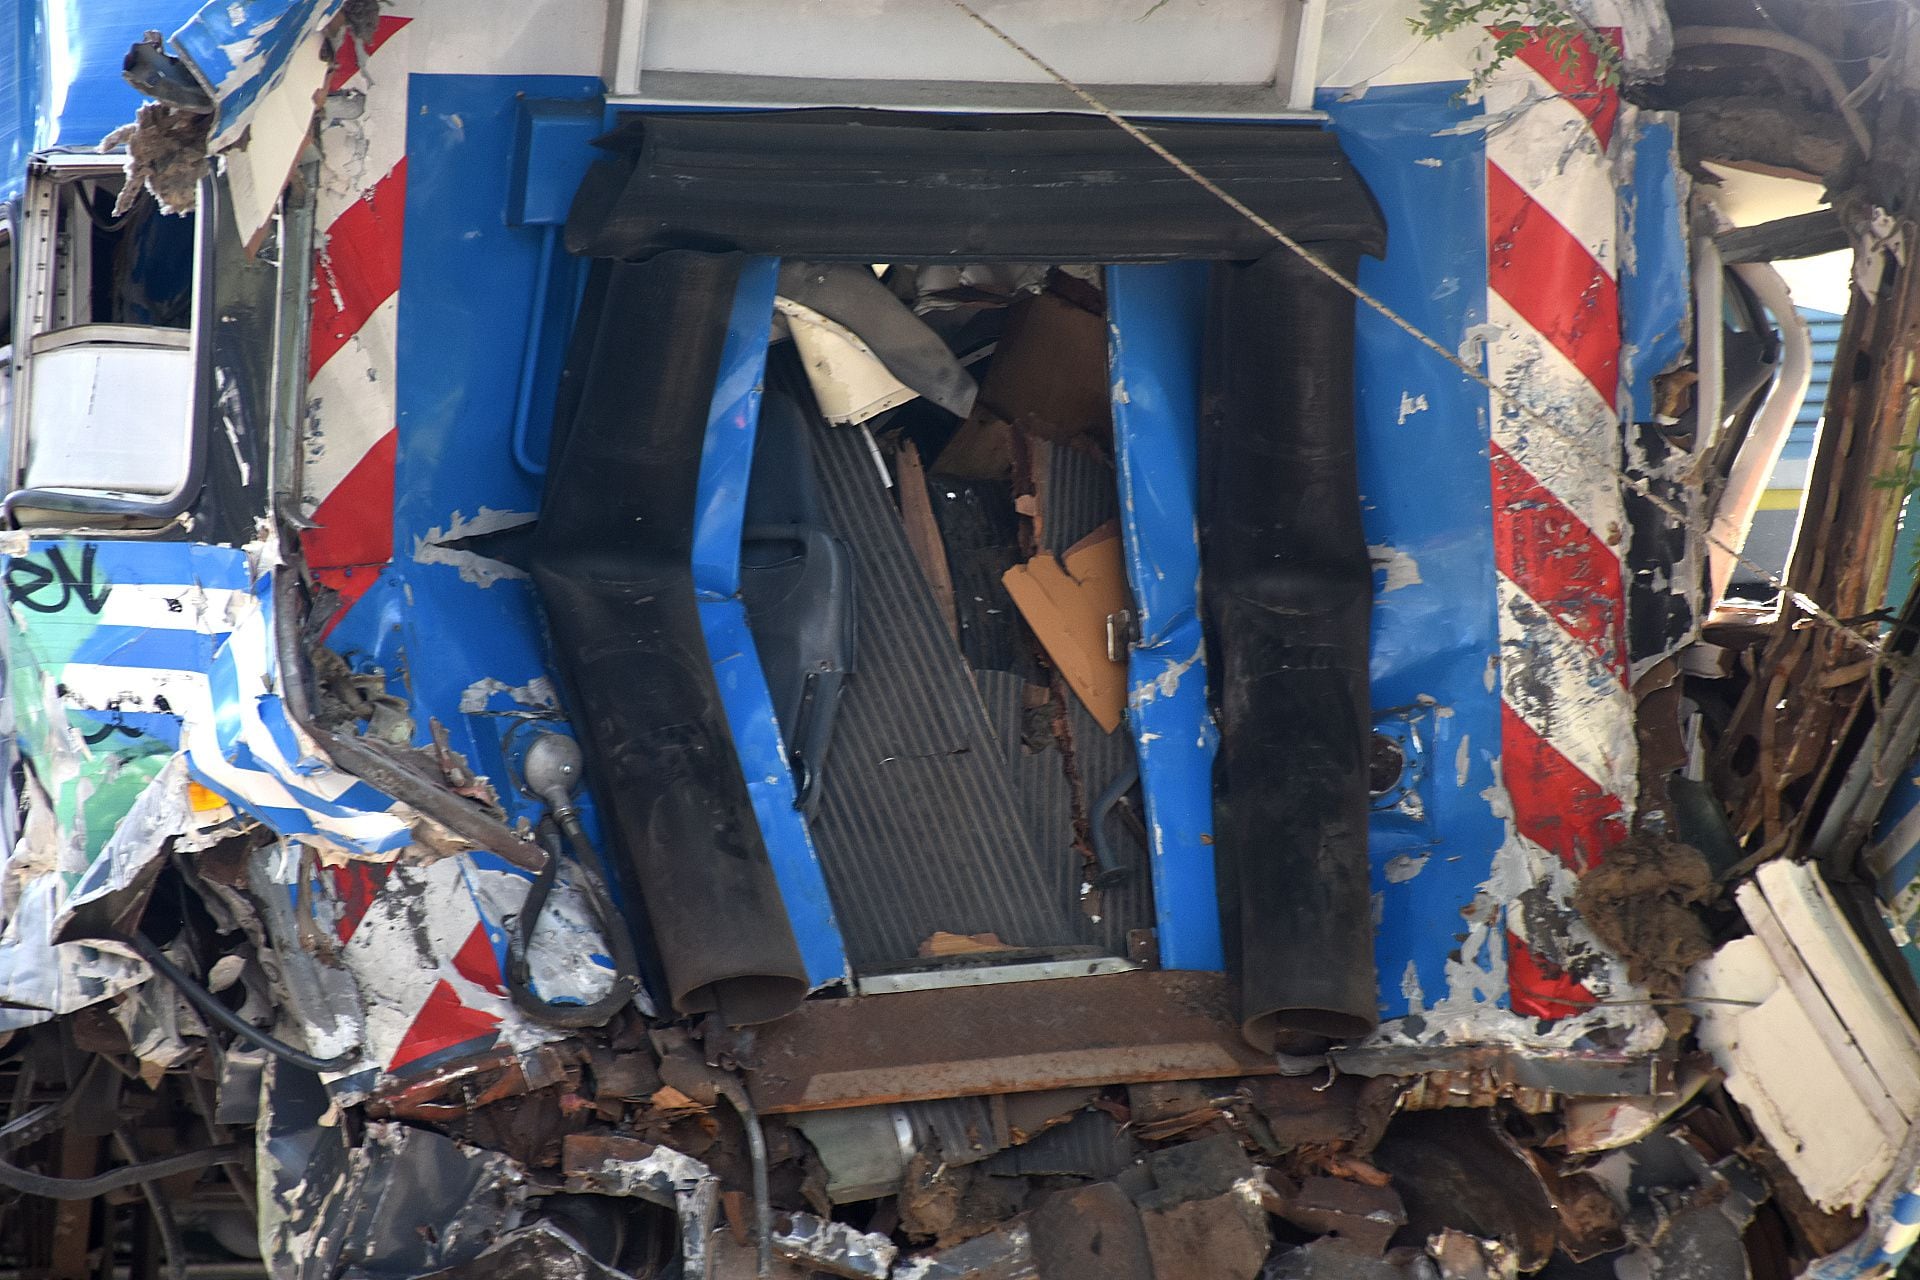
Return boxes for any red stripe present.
[1506,931,1597,1019]
[309,158,407,377]
[330,861,393,944]
[1510,29,1621,150]
[1486,165,1619,409]
[304,430,396,631]
[325,15,412,94]
[452,923,508,997]
[1490,445,1626,681]
[389,980,500,1073]
[1500,703,1627,874]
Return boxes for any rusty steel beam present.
[743,970,1281,1114]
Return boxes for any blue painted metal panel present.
[1321,84,1509,1021]
[168,0,345,150]
[331,71,607,841]
[0,0,41,204]
[321,73,628,1009]
[692,265,779,601]
[1105,262,1223,973]
[1618,114,1690,427]
[691,255,850,989]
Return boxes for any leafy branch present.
[1407,0,1625,94]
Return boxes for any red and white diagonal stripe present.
[301,15,413,619]
[296,16,578,1082]
[1483,34,1636,1016]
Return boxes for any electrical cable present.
[120,932,356,1074]
[506,815,644,1029]
[0,1142,245,1201]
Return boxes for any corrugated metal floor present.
[800,385,1084,970]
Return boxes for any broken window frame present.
[2,154,209,531]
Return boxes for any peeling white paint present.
[1370,545,1424,593]
[412,508,536,588]
[1455,734,1471,786]
[1396,391,1430,424]
[458,676,557,716]
[1384,853,1428,884]
[1134,641,1204,705]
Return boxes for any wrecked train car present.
[0,0,1910,1276]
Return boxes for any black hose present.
[0,1142,245,1201]
[121,933,357,1074]
[506,816,644,1029]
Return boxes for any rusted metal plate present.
[744,970,1279,1114]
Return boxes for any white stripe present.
[315,25,413,231]
[51,664,211,717]
[303,293,399,512]
[1486,293,1626,545]
[1483,76,1617,273]
[95,585,251,633]
[1497,577,1636,802]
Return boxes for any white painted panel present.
[1753,859,1920,1112]
[1690,935,1896,1211]
[23,344,192,496]
[642,0,1285,85]
[614,0,1313,112]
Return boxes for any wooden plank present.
[893,441,959,642]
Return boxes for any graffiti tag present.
[5,545,108,616]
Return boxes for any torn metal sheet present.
[2,540,423,860]
[260,1059,532,1280]
[778,298,921,426]
[771,1212,898,1279]
[776,260,977,420]
[561,1132,721,1277]
[894,1221,1038,1280]
[54,754,198,940]
[1615,108,1701,669]
[164,0,348,151]
[256,837,625,1094]
[402,1221,631,1280]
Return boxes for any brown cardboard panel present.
[934,405,1013,479]
[979,291,1111,442]
[1001,522,1131,732]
